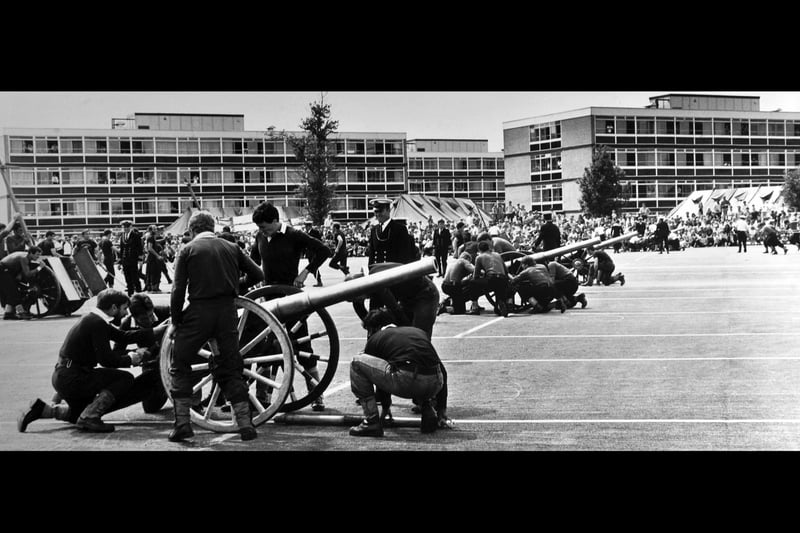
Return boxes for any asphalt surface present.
[2,244,799,451]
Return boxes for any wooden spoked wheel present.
[244,285,340,412]
[24,264,62,318]
[159,296,295,433]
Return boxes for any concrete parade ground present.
[1,245,799,452]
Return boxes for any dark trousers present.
[441,281,468,314]
[52,365,135,423]
[657,235,669,253]
[434,250,448,277]
[553,276,579,306]
[736,231,748,252]
[596,263,621,285]
[121,261,141,295]
[469,275,511,309]
[145,257,162,290]
[329,253,349,273]
[169,298,249,404]
[516,283,556,307]
[400,282,440,340]
[0,267,21,306]
[103,261,116,288]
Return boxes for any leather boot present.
[349,396,383,437]
[420,399,438,434]
[76,390,116,433]
[168,397,194,442]
[232,401,257,441]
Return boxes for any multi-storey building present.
[503,94,800,214]
[406,139,504,212]
[0,113,408,234]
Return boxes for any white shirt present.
[735,219,749,232]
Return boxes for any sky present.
[1,91,799,153]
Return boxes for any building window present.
[366,169,384,183]
[713,120,731,136]
[346,140,365,155]
[439,158,453,170]
[423,159,438,171]
[10,170,35,185]
[200,139,221,154]
[636,118,655,135]
[656,119,675,135]
[468,159,481,170]
[59,138,83,154]
[131,139,154,154]
[157,170,178,184]
[86,138,108,154]
[156,139,177,154]
[10,137,34,153]
[677,119,693,135]
[178,139,199,154]
[768,121,785,137]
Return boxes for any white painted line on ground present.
[454,316,505,339]
[464,332,795,338]
[209,433,238,444]
[560,310,791,315]
[441,356,800,363]
[573,296,798,300]
[444,419,800,424]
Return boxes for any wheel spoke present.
[294,330,328,345]
[293,362,319,388]
[289,317,309,334]
[192,373,214,394]
[243,367,284,389]
[239,326,273,356]
[242,354,287,365]
[190,362,210,372]
[248,391,266,414]
[204,384,221,421]
[296,350,328,364]
[237,308,250,338]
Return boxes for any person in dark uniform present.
[468,240,511,317]
[1,246,43,320]
[74,229,98,260]
[328,222,350,277]
[16,288,167,433]
[118,220,143,296]
[547,260,587,309]
[509,256,565,313]
[113,292,172,413]
[655,217,670,254]
[365,198,415,266]
[587,248,625,286]
[168,211,265,442]
[249,203,331,411]
[304,220,325,287]
[432,219,451,277]
[348,308,445,437]
[533,212,561,252]
[347,262,449,425]
[36,231,62,257]
[610,218,624,253]
[98,229,117,288]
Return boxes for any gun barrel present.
[594,231,638,249]
[525,237,602,263]
[262,257,437,319]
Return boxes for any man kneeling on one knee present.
[349,308,444,437]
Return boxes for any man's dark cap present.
[121,220,133,226]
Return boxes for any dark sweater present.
[171,233,264,324]
[249,226,330,285]
[59,312,156,369]
[364,326,441,369]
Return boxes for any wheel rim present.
[27,264,62,318]
[159,296,295,433]
[244,285,340,412]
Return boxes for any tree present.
[280,95,340,225]
[781,168,800,210]
[578,146,627,216]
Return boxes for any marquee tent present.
[667,186,786,219]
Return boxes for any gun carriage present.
[157,257,438,433]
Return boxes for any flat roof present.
[133,112,244,117]
[649,94,760,100]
